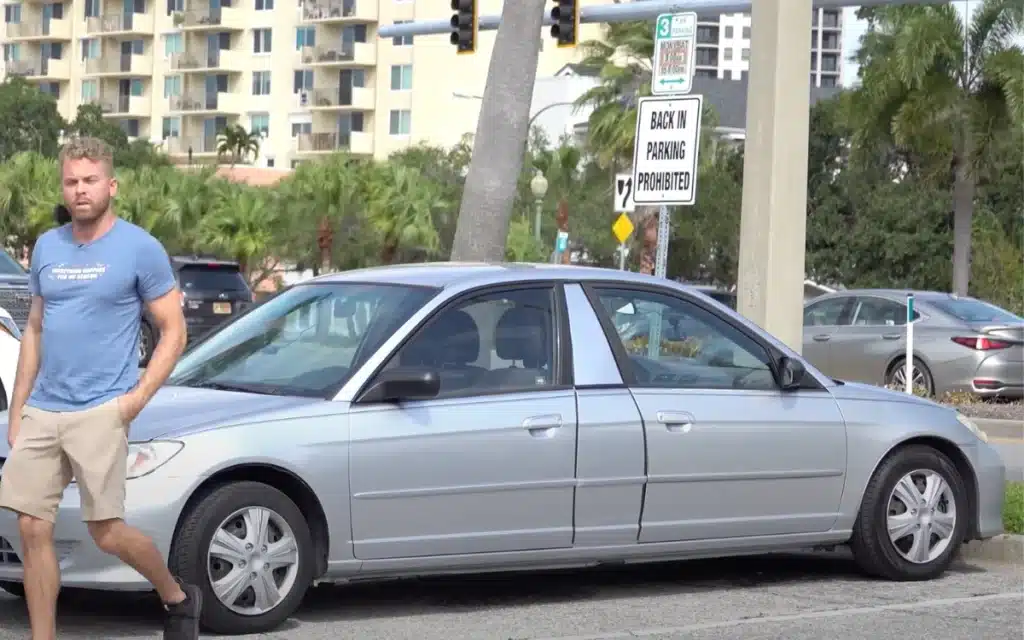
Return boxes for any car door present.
[586,283,847,543]
[828,295,920,384]
[347,284,578,560]
[801,295,854,376]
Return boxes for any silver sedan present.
[803,289,1024,398]
[0,264,1007,635]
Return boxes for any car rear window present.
[929,298,1022,324]
[178,265,250,292]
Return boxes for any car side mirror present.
[777,356,806,391]
[358,368,440,403]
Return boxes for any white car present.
[0,306,19,411]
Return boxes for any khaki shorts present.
[0,398,128,524]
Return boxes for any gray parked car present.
[803,289,1024,398]
[0,265,1006,635]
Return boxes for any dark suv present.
[0,250,32,331]
[140,256,254,365]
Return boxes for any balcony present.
[5,18,72,40]
[165,134,220,156]
[295,130,373,155]
[4,56,71,80]
[298,41,375,67]
[96,94,149,117]
[301,86,374,110]
[167,91,245,114]
[175,6,245,31]
[84,52,153,76]
[301,0,377,23]
[169,48,246,73]
[85,11,155,36]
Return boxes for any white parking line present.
[530,591,1024,640]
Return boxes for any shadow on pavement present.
[0,552,991,636]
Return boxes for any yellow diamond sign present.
[612,213,634,244]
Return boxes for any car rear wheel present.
[169,482,314,635]
[138,321,154,368]
[0,581,24,597]
[886,357,934,396]
[851,444,967,581]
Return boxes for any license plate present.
[213,302,232,315]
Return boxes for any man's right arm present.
[9,296,43,421]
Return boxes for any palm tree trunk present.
[951,148,975,295]
[449,0,545,261]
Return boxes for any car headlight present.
[126,441,185,479]
[956,413,989,443]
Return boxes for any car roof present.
[809,289,972,304]
[171,255,241,269]
[306,262,722,293]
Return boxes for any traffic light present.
[450,0,478,55]
[549,0,579,48]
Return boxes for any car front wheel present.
[169,482,315,635]
[851,444,967,581]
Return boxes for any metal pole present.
[905,293,915,394]
[654,204,670,279]
[378,0,939,37]
[618,243,627,270]
[533,198,542,242]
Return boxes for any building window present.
[163,75,181,98]
[392,20,413,46]
[250,113,269,137]
[742,26,751,39]
[162,116,180,139]
[130,78,144,96]
[81,79,98,102]
[291,122,311,137]
[295,26,315,50]
[723,47,732,61]
[389,109,411,136]
[252,70,271,95]
[2,44,21,62]
[724,25,733,39]
[292,69,313,93]
[390,64,411,91]
[741,47,750,61]
[266,157,274,167]
[81,38,100,60]
[120,119,140,138]
[4,4,21,22]
[255,0,273,9]
[164,33,183,57]
[253,28,272,54]
[166,0,183,14]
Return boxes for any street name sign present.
[652,12,697,95]
[630,94,703,206]
[613,173,636,212]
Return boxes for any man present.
[0,137,201,639]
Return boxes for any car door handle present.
[657,411,695,433]
[812,334,831,342]
[882,333,901,340]
[523,414,562,437]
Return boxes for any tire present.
[0,581,24,598]
[138,321,155,368]
[885,357,934,396]
[0,379,7,412]
[169,482,315,635]
[851,444,968,581]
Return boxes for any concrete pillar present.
[736,0,813,354]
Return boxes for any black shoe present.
[163,580,202,639]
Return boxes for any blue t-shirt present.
[27,218,176,412]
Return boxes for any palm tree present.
[0,152,60,259]
[195,185,278,279]
[365,163,446,264]
[846,0,1023,295]
[216,124,261,166]
[448,0,546,262]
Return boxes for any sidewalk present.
[976,418,1022,442]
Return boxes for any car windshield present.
[929,297,1023,324]
[0,250,26,275]
[178,265,250,292]
[167,282,439,398]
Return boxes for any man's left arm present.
[132,240,187,406]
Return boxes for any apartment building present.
[0,0,614,168]
[694,8,844,88]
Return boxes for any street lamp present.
[529,171,548,242]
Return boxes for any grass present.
[1004,482,1024,535]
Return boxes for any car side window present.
[851,297,918,326]
[804,297,850,327]
[379,286,558,398]
[591,287,777,391]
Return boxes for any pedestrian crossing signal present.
[450,0,478,55]
[549,0,579,48]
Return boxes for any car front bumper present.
[968,440,1007,540]
[0,472,192,590]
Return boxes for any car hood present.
[0,387,326,454]
[829,379,946,409]
[0,275,29,286]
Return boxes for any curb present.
[961,534,1024,564]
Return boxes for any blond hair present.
[58,136,114,176]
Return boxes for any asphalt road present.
[0,552,1019,639]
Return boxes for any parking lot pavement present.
[0,551,1019,639]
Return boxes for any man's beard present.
[70,197,110,224]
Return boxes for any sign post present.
[652,12,697,95]
[905,293,915,395]
[611,212,634,270]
